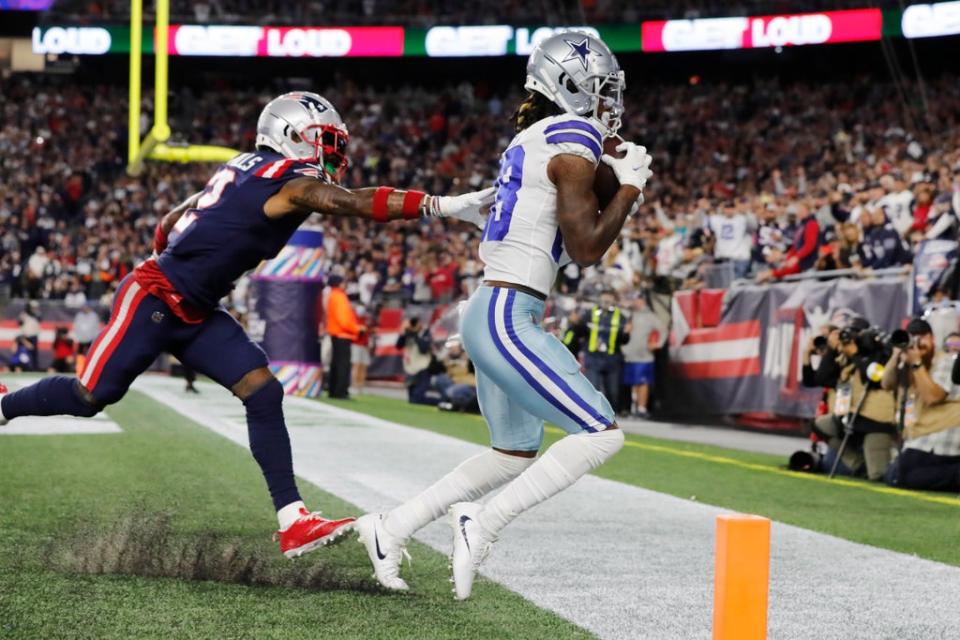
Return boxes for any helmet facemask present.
[592,71,625,135]
[295,124,349,183]
[256,91,350,183]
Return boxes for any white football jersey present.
[480,114,603,296]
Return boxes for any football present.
[594,136,624,209]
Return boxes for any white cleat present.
[449,502,495,601]
[355,513,410,591]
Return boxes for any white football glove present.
[427,186,496,229]
[600,142,653,192]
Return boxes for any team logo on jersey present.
[563,37,591,71]
[151,311,165,323]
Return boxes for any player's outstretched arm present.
[551,142,652,266]
[269,178,494,228]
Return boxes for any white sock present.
[384,449,535,540]
[478,429,624,535]
[277,500,307,530]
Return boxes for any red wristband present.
[153,221,168,254]
[402,190,426,220]
[372,186,394,222]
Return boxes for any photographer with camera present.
[808,319,897,480]
[802,323,842,450]
[882,319,960,493]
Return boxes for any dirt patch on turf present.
[54,510,381,593]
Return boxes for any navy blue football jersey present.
[157,151,325,309]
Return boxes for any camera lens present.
[890,329,909,350]
[813,336,827,350]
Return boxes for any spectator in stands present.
[858,208,912,270]
[877,174,915,237]
[18,303,40,370]
[924,193,958,241]
[63,279,87,309]
[944,332,960,356]
[621,296,667,418]
[708,199,754,279]
[72,303,101,366]
[757,202,820,282]
[357,260,380,309]
[49,326,74,373]
[882,319,960,493]
[352,313,373,395]
[325,274,362,400]
[8,334,34,373]
[816,223,860,271]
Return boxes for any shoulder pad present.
[539,115,603,164]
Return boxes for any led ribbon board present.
[642,9,883,52]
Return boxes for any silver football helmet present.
[525,31,625,136]
[255,91,349,182]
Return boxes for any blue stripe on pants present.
[502,290,609,430]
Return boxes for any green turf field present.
[4,383,960,640]
[321,394,960,567]
[0,388,590,640]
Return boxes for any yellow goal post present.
[126,0,239,176]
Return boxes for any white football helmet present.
[525,31,625,136]
[255,91,349,182]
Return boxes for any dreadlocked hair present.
[511,91,564,133]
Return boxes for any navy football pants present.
[80,276,267,403]
[3,275,302,511]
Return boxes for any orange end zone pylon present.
[712,514,771,640]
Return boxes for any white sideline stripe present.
[0,376,120,436]
[134,376,960,640]
[0,420,122,436]
[492,289,600,428]
[669,337,759,363]
[80,282,141,387]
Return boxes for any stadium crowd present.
[2,64,960,491]
[3,72,960,312]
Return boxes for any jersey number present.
[482,146,525,243]
[197,168,237,209]
[171,168,236,241]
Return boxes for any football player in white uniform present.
[356,32,653,597]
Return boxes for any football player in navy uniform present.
[0,92,493,558]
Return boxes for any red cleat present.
[275,508,356,559]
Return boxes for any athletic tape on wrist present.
[402,190,426,219]
[372,186,394,222]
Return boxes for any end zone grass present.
[0,388,591,640]
[322,395,960,568]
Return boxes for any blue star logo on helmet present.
[562,37,591,71]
